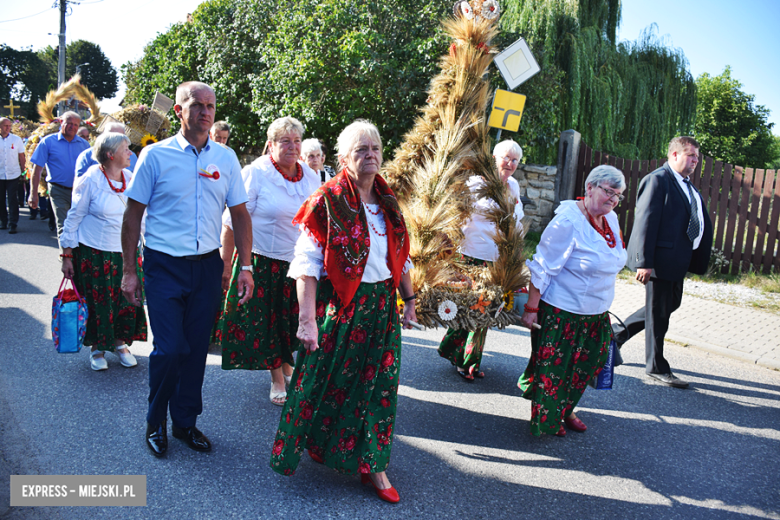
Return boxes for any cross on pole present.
[4,100,20,118]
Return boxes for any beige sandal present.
[270,386,287,406]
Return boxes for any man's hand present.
[635,268,652,285]
[236,270,254,305]
[28,192,39,210]
[121,272,143,307]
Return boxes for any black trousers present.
[0,178,19,226]
[612,278,684,375]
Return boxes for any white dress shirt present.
[60,165,132,252]
[460,176,524,261]
[0,133,24,180]
[527,201,627,315]
[223,155,319,261]
[670,166,705,250]
[288,202,412,281]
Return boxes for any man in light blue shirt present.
[74,122,138,180]
[121,81,254,457]
[28,111,90,237]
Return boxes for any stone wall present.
[512,164,557,233]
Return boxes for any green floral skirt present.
[270,278,402,476]
[215,253,299,370]
[438,255,490,373]
[72,244,147,351]
[517,301,610,436]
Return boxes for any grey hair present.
[267,117,304,142]
[493,139,522,160]
[211,120,230,134]
[94,132,131,165]
[175,81,215,105]
[103,122,126,134]
[336,120,382,157]
[301,138,323,156]
[60,111,82,123]
[585,164,626,190]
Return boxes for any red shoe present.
[360,473,400,503]
[308,449,324,464]
[554,425,566,437]
[564,415,587,433]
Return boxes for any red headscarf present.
[292,169,410,307]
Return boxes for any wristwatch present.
[240,265,252,272]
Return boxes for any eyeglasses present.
[598,185,625,202]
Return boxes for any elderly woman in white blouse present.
[270,120,415,504]
[518,164,627,437]
[438,139,525,381]
[60,132,147,371]
[214,117,319,406]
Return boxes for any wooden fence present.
[574,143,780,274]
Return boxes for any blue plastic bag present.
[52,277,88,354]
[590,338,617,390]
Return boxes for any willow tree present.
[501,0,696,161]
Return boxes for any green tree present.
[768,135,780,170]
[694,66,776,168]
[38,40,118,100]
[501,0,696,161]
[0,44,49,115]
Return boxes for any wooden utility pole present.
[57,0,67,116]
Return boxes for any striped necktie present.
[684,178,700,242]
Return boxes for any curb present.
[667,333,780,372]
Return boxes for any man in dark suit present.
[614,136,712,388]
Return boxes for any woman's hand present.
[521,311,538,330]
[61,258,75,279]
[297,318,319,352]
[402,301,418,329]
[221,262,232,291]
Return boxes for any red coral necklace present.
[363,203,386,236]
[584,206,617,248]
[270,156,302,183]
[99,165,126,193]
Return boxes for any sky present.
[2,0,779,133]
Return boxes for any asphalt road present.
[1,211,779,520]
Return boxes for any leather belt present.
[180,249,219,261]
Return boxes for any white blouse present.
[460,176,524,261]
[527,201,627,315]
[288,202,413,282]
[60,164,132,252]
[224,156,319,261]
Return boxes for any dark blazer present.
[626,162,713,281]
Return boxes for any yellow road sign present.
[487,89,526,132]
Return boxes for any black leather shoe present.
[29,213,37,220]
[146,421,168,457]
[9,225,17,234]
[648,372,689,389]
[172,424,212,452]
[0,223,6,230]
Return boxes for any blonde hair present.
[336,120,382,159]
[266,117,304,142]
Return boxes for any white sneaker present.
[116,348,137,368]
[90,352,108,371]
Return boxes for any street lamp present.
[75,63,90,76]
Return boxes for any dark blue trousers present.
[143,248,223,428]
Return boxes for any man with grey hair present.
[613,136,713,389]
[0,117,25,234]
[209,121,231,145]
[122,81,254,457]
[29,111,90,236]
[74,122,138,179]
